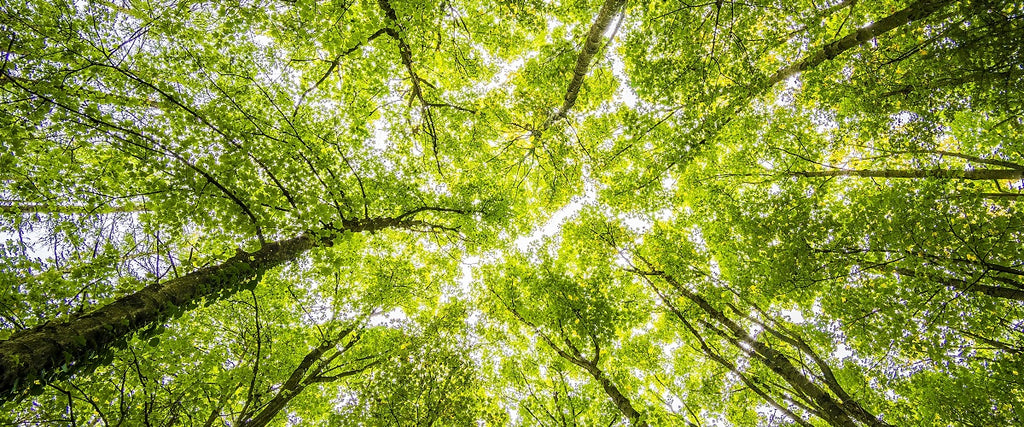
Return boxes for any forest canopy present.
[1,0,1023,425]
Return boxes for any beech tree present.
[2,0,1023,425]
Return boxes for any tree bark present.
[0,216,420,402]
[534,331,648,426]
[541,0,626,130]
[765,0,953,88]
[792,168,1024,180]
[237,339,333,427]
[492,288,648,426]
[238,327,370,427]
[643,271,889,427]
[888,267,1024,302]
[582,364,647,427]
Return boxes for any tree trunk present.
[0,216,418,401]
[236,340,329,427]
[765,0,953,88]
[541,0,626,130]
[792,168,1024,180]
[651,272,889,427]
[238,337,333,427]
[496,292,648,426]
[889,267,1024,302]
[538,334,648,426]
[0,234,314,401]
[582,364,647,427]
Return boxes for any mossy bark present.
[542,0,627,129]
[0,216,422,401]
[0,234,316,400]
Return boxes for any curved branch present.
[293,28,390,113]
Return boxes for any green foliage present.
[2,0,1023,425]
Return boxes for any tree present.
[3,0,1024,425]
[482,248,650,426]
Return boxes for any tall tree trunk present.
[550,344,646,426]
[656,287,814,427]
[0,216,419,401]
[792,168,1023,180]
[709,0,952,147]
[639,270,889,427]
[541,0,626,130]
[765,0,954,88]
[581,364,646,426]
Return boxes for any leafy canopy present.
[2,0,1023,425]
